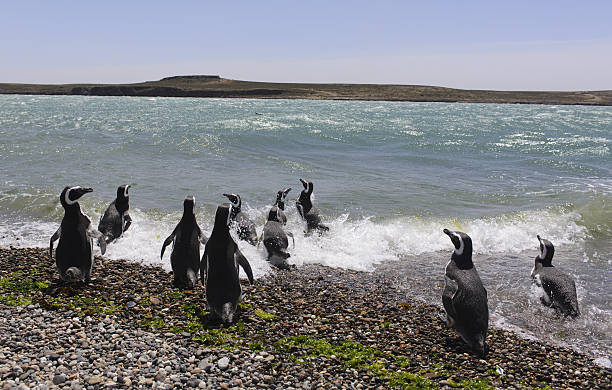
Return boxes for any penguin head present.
[299,178,313,195]
[536,235,555,266]
[275,188,291,210]
[117,184,131,201]
[183,195,196,216]
[60,186,93,208]
[297,179,313,210]
[212,203,232,234]
[223,193,241,211]
[443,229,473,267]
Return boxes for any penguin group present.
[439,229,580,357]
[48,178,581,355]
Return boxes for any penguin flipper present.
[286,231,295,248]
[442,276,459,322]
[317,224,330,232]
[87,228,106,255]
[236,248,254,285]
[296,203,305,220]
[160,234,175,260]
[123,212,132,233]
[49,227,61,260]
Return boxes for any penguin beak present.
[284,188,292,194]
[443,229,460,249]
[299,178,307,188]
[536,234,542,243]
[70,187,93,201]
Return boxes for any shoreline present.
[1,76,611,106]
[1,247,609,389]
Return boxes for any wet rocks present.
[0,247,610,389]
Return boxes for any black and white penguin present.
[531,235,580,318]
[49,186,106,283]
[161,196,208,289]
[201,204,254,324]
[268,188,291,225]
[442,229,489,357]
[223,193,258,245]
[98,184,132,244]
[296,179,328,233]
[262,207,295,269]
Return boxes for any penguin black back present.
[223,193,258,245]
[442,229,488,357]
[296,179,328,233]
[269,188,291,224]
[161,196,207,289]
[98,184,132,243]
[202,204,253,323]
[531,235,579,317]
[296,179,314,214]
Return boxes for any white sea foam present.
[0,206,588,277]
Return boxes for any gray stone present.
[217,357,230,370]
[52,374,67,385]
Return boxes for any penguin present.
[49,186,106,283]
[98,184,132,244]
[223,193,258,245]
[262,206,295,269]
[442,229,489,358]
[531,235,580,318]
[296,178,329,233]
[200,204,254,324]
[268,188,291,225]
[161,196,208,289]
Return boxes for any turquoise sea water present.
[0,95,610,363]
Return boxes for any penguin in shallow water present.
[268,188,291,225]
[531,235,580,318]
[161,196,208,289]
[50,186,106,283]
[442,229,489,357]
[296,179,328,233]
[98,184,132,244]
[201,204,254,324]
[223,193,258,245]
[262,207,295,269]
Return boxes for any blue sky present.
[1,1,611,90]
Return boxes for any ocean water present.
[0,95,610,364]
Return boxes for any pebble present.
[217,357,230,370]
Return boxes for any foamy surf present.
[0,202,589,276]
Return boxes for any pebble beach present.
[0,247,609,389]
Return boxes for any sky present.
[1,1,611,90]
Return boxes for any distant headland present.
[1,75,611,106]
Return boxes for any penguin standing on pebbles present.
[531,235,580,318]
[269,188,291,225]
[50,186,106,283]
[223,193,258,245]
[161,196,208,289]
[442,229,489,357]
[98,184,132,244]
[201,204,254,324]
[296,179,328,233]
